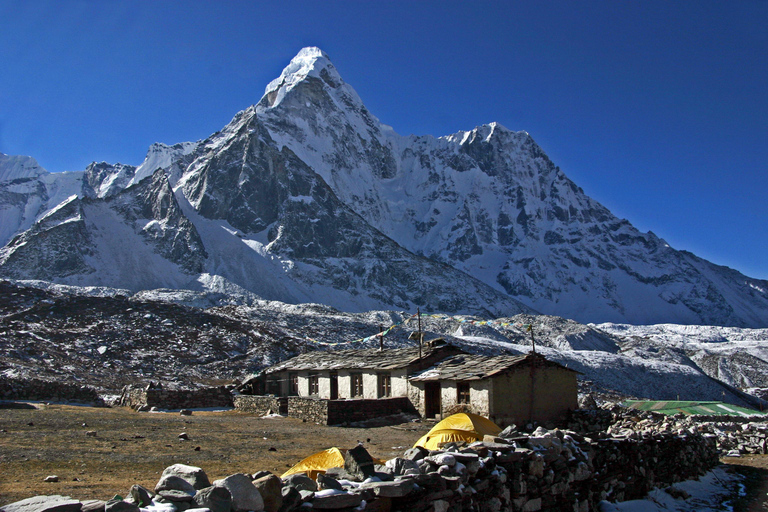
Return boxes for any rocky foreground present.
[2,408,723,512]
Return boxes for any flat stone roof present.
[410,352,578,381]
[263,343,461,373]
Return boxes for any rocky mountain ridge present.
[1,47,766,326]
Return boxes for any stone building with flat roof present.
[409,352,579,425]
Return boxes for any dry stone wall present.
[118,385,233,410]
[0,376,103,405]
[232,395,287,415]
[2,424,720,512]
[282,396,417,425]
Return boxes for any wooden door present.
[424,382,441,418]
[330,372,338,400]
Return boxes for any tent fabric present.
[429,413,502,436]
[282,447,347,480]
[414,413,502,450]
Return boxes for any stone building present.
[409,352,578,425]
[257,339,464,401]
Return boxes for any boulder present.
[0,496,82,512]
[154,475,196,495]
[316,473,343,491]
[343,445,375,480]
[104,500,140,512]
[155,490,195,503]
[281,473,317,493]
[277,486,302,512]
[358,479,416,498]
[125,485,154,507]
[160,464,211,490]
[212,474,263,512]
[193,486,231,512]
[252,474,283,512]
[310,490,362,510]
[80,501,106,512]
[402,446,428,461]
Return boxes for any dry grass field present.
[5,403,768,511]
[0,403,431,506]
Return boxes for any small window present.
[457,382,470,404]
[351,373,364,397]
[308,374,319,396]
[378,373,392,398]
[289,373,299,396]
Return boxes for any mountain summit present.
[1,47,767,326]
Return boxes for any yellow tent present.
[281,447,385,480]
[282,447,347,480]
[414,413,502,451]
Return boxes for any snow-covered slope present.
[1,47,767,326]
[253,47,768,327]
[597,322,768,391]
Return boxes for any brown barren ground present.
[4,404,768,510]
[0,404,431,506]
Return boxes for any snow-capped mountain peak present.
[262,46,354,109]
[0,153,48,182]
[2,47,768,327]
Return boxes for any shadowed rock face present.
[0,169,207,280]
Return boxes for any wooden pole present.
[417,308,423,361]
[529,325,536,354]
[379,324,384,351]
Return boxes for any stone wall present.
[282,396,417,425]
[0,376,103,405]
[118,385,233,410]
[327,397,417,425]
[286,397,329,424]
[233,395,288,415]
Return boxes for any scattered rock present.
[252,474,283,512]
[160,463,211,490]
[154,475,197,495]
[125,484,154,507]
[193,486,232,512]
[0,495,82,512]
[281,473,317,493]
[44,475,60,483]
[104,499,140,512]
[344,445,375,480]
[212,474,263,512]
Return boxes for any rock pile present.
[1,422,718,512]
[565,404,768,456]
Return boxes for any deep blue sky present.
[2,1,767,279]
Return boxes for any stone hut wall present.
[0,376,103,405]
[284,396,417,425]
[118,385,233,410]
[287,396,329,424]
[232,395,288,415]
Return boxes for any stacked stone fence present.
[118,385,233,410]
[233,395,288,415]
[283,396,417,425]
[3,422,721,512]
[0,376,103,405]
